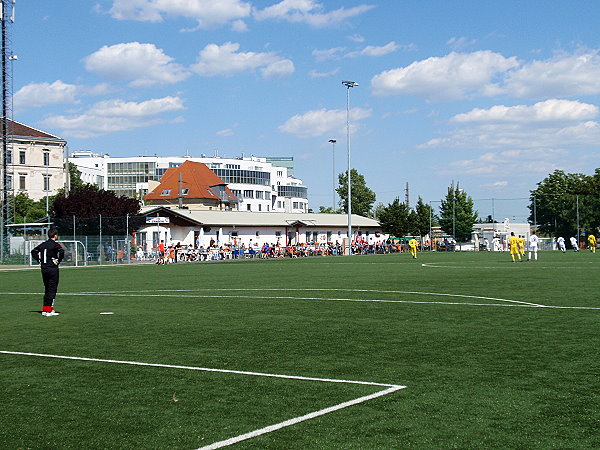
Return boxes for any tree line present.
[322,167,600,241]
[320,170,478,241]
[529,169,600,238]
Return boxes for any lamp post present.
[342,80,358,255]
[328,139,336,210]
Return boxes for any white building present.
[136,206,385,252]
[2,120,67,201]
[71,152,308,213]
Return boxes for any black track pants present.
[41,267,59,308]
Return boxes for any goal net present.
[27,240,88,267]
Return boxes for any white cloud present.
[230,19,248,32]
[279,107,372,138]
[347,34,365,43]
[371,51,519,100]
[446,36,478,51]
[308,68,339,78]
[452,99,598,123]
[40,96,185,138]
[190,42,294,78]
[84,42,189,87]
[13,80,111,112]
[253,0,374,27]
[312,47,345,62]
[87,96,185,117]
[217,128,234,137]
[445,149,565,176]
[14,81,80,110]
[260,59,295,78]
[504,51,600,98]
[345,41,399,58]
[108,0,251,29]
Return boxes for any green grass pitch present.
[1,250,599,449]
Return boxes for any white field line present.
[93,288,544,307]
[1,291,543,308]
[67,287,542,307]
[0,350,405,449]
[198,386,404,450]
[3,289,599,310]
[421,262,595,269]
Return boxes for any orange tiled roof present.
[145,160,238,202]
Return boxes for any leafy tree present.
[11,192,47,223]
[378,198,412,238]
[67,162,85,191]
[411,197,436,236]
[318,206,341,214]
[438,183,478,242]
[51,184,141,235]
[336,169,376,217]
[529,169,599,237]
[371,202,386,220]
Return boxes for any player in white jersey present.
[570,236,579,251]
[556,236,566,252]
[528,231,539,261]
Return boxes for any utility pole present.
[342,80,358,255]
[0,0,15,261]
[178,171,183,209]
[405,182,409,208]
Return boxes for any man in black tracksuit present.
[31,228,64,317]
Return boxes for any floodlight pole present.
[328,139,336,210]
[342,80,358,255]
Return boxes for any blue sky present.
[10,1,600,217]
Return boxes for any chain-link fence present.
[4,215,148,266]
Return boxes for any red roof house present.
[144,160,238,210]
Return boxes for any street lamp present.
[328,139,336,210]
[342,80,358,255]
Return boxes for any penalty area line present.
[197,385,403,450]
[0,350,405,449]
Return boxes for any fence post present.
[533,195,537,232]
[126,213,131,264]
[99,214,102,264]
[576,194,580,248]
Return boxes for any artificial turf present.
[1,250,599,449]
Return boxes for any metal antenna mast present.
[0,0,15,262]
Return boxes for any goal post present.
[27,240,88,267]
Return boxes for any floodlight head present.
[329,139,336,143]
[342,80,359,88]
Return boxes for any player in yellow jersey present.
[588,234,596,253]
[518,236,525,258]
[508,232,521,262]
[408,238,418,259]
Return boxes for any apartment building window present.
[6,174,12,190]
[255,190,263,199]
[43,151,50,166]
[277,201,282,208]
[243,190,254,199]
[258,204,262,211]
[5,150,11,164]
[43,174,51,191]
[247,204,251,211]
[19,174,26,190]
[265,192,270,200]
[277,171,283,177]
[19,151,25,164]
